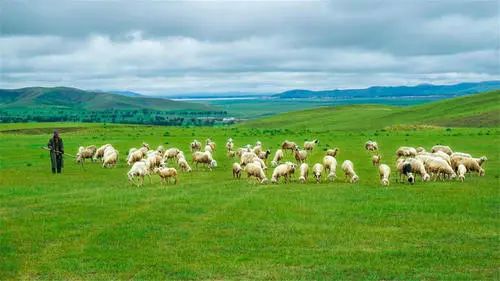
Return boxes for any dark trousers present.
[52,156,63,174]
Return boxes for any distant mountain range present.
[0,87,212,111]
[273,81,500,99]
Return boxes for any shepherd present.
[48,130,64,174]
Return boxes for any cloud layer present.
[1,0,499,95]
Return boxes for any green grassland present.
[0,92,499,280]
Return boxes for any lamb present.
[281,140,298,153]
[244,162,268,184]
[341,160,359,183]
[396,159,415,184]
[457,164,467,182]
[298,163,309,183]
[312,163,323,183]
[232,163,243,179]
[271,162,297,183]
[304,139,319,151]
[396,146,417,157]
[102,146,118,168]
[293,147,308,164]
[365,141,378,151]
[190,140,201,152]
[322,156,337,181]
[325,148,339,157]
[258,149,271,161]
[271,149,284,167]
[177,157,192,172]
[372,155,381,166]
[164,148,181,161]
[450,155,485,176]
[192,151,217,170]
[127,160,152,187]
[153,167,178,185]
[93,144,112,161]
[76,145,97,163]
[431,145,453,155]
[379,164,391,186]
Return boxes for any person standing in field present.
[48,130,64,174]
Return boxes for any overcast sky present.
[1,0,499,95]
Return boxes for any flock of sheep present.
[74,138,487,187]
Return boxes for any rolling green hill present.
[241,90,500,131]
[0,87,212,111]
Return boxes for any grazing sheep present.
[127,146,149,166]
[365,141,378,151]
[145,152,165,171]
[451,152,472,158]
[232,163,243,179]
[322,156,337,181]
[425,157,456,180]
[258,149,271,161]
[293,147,308,164]
[416,147,426,153]
[299,163,309,183]
[190,140,201,152]
[450,155,485,176]
[457,164,467,182]
[372,155,381,166]
[225,139,234,152]
[177,157,192,172]
[164,148,181,161]
[341,160,359,183]
[192,151,217,170]
[102,146,118,168]
[303,139,319,151]
[396,146,417,157]
[407,158,431,181]
[252,157,268,170]
[325,148,339,157]
[431,145,453,155]
[379,164,391,186]
[418,151,451,165]
[271,162,297,183]
[93,144,112,161]
[76,145,97,163]
[244,162,268,184]
[271,149,284,167]
[312,163,323,183]
[281,140,298,153]
[127,160,152,187]
[396,159,415,184]
[240,152,259,166]
[154,167,178,185]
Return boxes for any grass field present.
[0,93,499,280]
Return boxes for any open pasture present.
[0,120,498,280]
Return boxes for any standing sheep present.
[76,145,97,163]
[226,139,234,152]
[271,162,296,183]
[127,160,152,187]
[94,144,112,161]
[450,155,485,176]
[396,159,415,184]
[164,148,181,161]
[303,139,319,151]
[312,163,323,183]
[190,140,201,152]
[341,160,359,183]
[365,141,378,151]
[298,163,309,183]
[271,149,284,167]
[372,155,381,166]
[102,146,118,168]
[293,147,308,164]
[244,162,268,184]
[153,167,178,185]
[379,164,391,186]
[177,157,192,172]
[322,156,337,181]
[232,163,243,179]
[325,148,339,157]
[457,164,467,182]
[281,140,298,153]
[396,146,417,157]
[192,151,217,170]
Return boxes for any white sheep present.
[244,162,268,184]
[341,160,359,183]
[94,144,112,161]
[298,163,309,183]
[258,149,271,161]
[396,146,417,157]
[425,157,456,180]
[304,139,319,151]
[177,157,192,172]
[281,140,298,153]
[293,147,308,164]
[322,156,337,181]
[431,145,453,155]
[365,141,378,151]
[102,146,118,168]
[206,139,216,151]
[325,148,339,157]
[312,163,323,183]
[271,162,296,183]
[232,163,243,179]
[236,146,251,158]
[379,164,391,186]
[127,144,149,165]
[406,156,431,181]
[271,149,284,167]
[450,155,485,176]
[190,140,201,152]
[225,139,234,152]
[153,167,178,185]
[127,160,151,187]
[372,155,381,166]
[457,164,467,182]
[192,151,217,170]
[76,145,97,163]
[145,151,164,171]
[164,148,181,161]
[240,152,259,166]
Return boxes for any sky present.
[0,0,499,96]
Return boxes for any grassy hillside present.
[242,90,500,131]
[0,87,212,111]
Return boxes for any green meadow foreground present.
[0,92,499,280]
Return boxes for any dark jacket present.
[48,137,64,169]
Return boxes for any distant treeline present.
[0,109,239,126]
